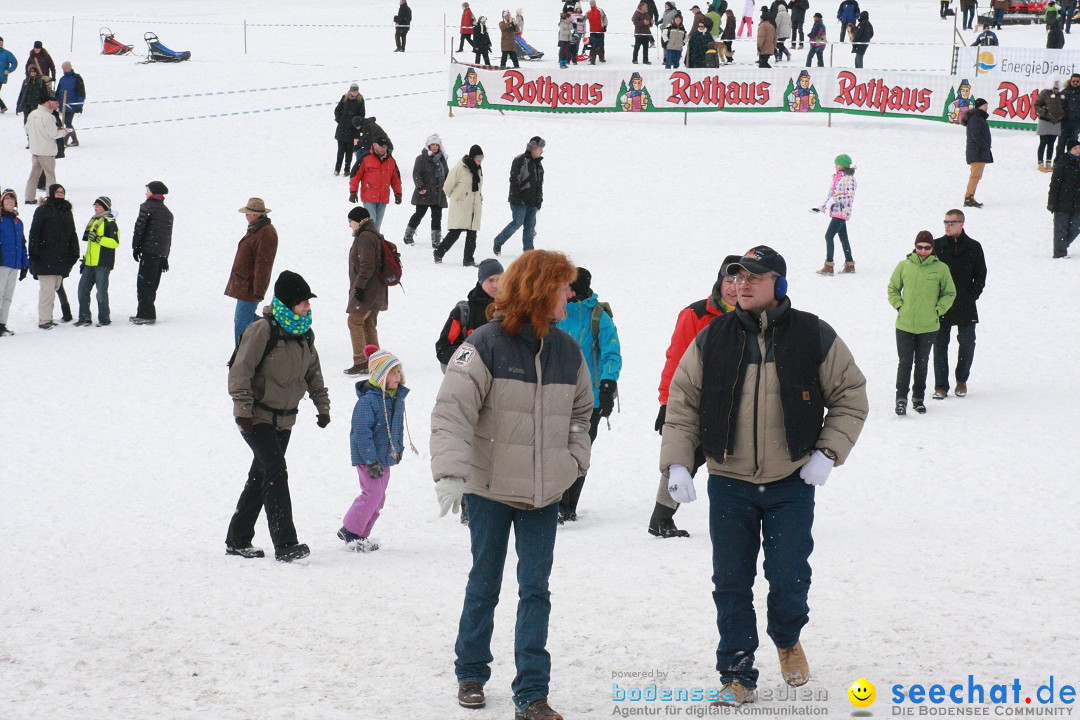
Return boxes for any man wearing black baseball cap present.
[659,245,868,706]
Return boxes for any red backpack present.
[379,236,403,287]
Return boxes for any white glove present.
[667,465,696,504]
[435,477,465,517]
[799,450,834,487]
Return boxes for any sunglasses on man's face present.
[943,220,962,225]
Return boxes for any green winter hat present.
[834,154,854,169]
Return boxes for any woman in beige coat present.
[434,144,484,267]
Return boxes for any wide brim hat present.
[239,197,270,214]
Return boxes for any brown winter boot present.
[777,641,810,687]
[457,681,486,709]
[816,261,834,276]
[514,700,563,720]
[841,261,855,273]
[711,682,755,707]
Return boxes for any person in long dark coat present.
[962,98,993,208]
[403,134,449,248]
[333,85,365,176]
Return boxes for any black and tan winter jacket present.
[228,309,331,429]
[430,320,594,510]
[660,299,868,484]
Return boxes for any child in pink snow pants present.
[338,344,409,552]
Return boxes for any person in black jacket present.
[962,98,993,208]
[16,66,48,125]
[971,23,999,46]
[1048,140,1080,257]
[394,0,412,51]
[436,258,502,370]
[852,11,873,68]
[932,209,987,399]
[348,116,393,177]
[28,184,78,329]
[473,17,493,66]
[788,0,808,47]
[1062,74,1080,154]
[1047,18,1066,48]
[130,181,174,325]
[491,136,545,255]
[333,84,365,176]
[405,133,449,248]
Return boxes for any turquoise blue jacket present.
[555,293,622,408]
[0,49,16,86]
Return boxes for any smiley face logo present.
[848,679,876,708]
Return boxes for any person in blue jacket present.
[553,267,622,523]
[0,37,18,114]
[55,62,85,147]
[338,344,410,552]
[836,0,859,39]
[0,189,30,335]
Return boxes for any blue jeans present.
[234,299,260,345]
[363,202,387,231]
[493,204,538,251]
[962,5,976,29]
[708,473,815,690]
[455,493,559,709]
[806,46,824,66]
[933,321,976,391]
[77,265,110,324]
[824,217,852,262]
[993,8,1004,27]
[664,49,682,68]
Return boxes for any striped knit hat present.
[364,344,402,388]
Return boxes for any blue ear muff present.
[775,276,788,300]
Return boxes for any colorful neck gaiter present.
[271,296,313,335]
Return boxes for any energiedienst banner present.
[448,62,1047,129]
[955,45,1080,81]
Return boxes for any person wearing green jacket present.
[887,231,956,416]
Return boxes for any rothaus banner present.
[447,62,1041,130]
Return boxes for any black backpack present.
[227,318,313,371]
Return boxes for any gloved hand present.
[349,192,358,203]
[654,405,667,434]
[19,268,28,281]
[162,259,169,273]
[79,259,85,271]
[799,450,834,486]
[394,194,402,205]
[235,416,254,434]
[598,380,617,418]
[133,249,142,262]
[353,287,364,302]
[317,414,331,428]
[667,464,696,504]
[366,461,384,478]
[436,476,466,517]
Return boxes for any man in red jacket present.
[459,2,475,52]
[348,136,402,232]
[649,254,740,538]
[587,0,608,63]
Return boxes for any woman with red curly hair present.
[430,249,594,720]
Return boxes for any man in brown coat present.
[499,11,520,68]
[226,197,278,345]
[757,9,776,67]
[345,206,389,375]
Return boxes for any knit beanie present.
[570,267,592,300]
[834,154,853,169]
[364,344,402,388]
[915,230,935,247]
[147,180,169,195]
[94,196,112,212]
[274,270,317,308]
[477,258,504,283]
[1,189,16,207]
[468,144,484,159]
[348,206,370,223]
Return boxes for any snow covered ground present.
[3,1,1079,718]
